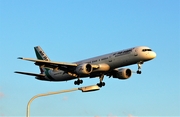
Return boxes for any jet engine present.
[93,63,110,72]
[112,68,132,79]
[75,63,93,75]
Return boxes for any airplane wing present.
[17,57,99,71]
[18,57,77,70]
[15,71,45,77]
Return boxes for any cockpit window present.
[142,49,152,52]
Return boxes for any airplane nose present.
[150,52,156,59]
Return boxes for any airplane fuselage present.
[44,46,156,81]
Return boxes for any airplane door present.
[134,49,138,56]
[109,55,112,62]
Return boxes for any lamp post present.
[26,85,100,117]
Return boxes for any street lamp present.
[27,85,100,117]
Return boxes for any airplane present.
[15,46,156,87]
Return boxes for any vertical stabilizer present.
[34,46,50,61]
[34,46,51,74]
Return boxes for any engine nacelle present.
[75,63,93,75]
[113,68,132,79]
[93,63,110,72]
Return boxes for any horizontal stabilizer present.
[15,71,45,77]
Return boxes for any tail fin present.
[34,46,51,74]
[34,46,50,61]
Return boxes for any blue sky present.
[0,0,179,117]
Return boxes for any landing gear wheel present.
[102,82,105,86]
[80,80,83,84]
[97,82,105,87]
[97,83,101,87]
[137,70,142,74]
[74,81,78,85]
[74,79,83,85]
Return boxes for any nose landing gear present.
[137,61,143,74]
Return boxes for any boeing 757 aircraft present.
[15,46,156,87]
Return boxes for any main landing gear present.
[74,75,106,87]
[97,74,105,87]
[74,78,83,85]
[137,61,144,74]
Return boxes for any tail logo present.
[34,46,50,61]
